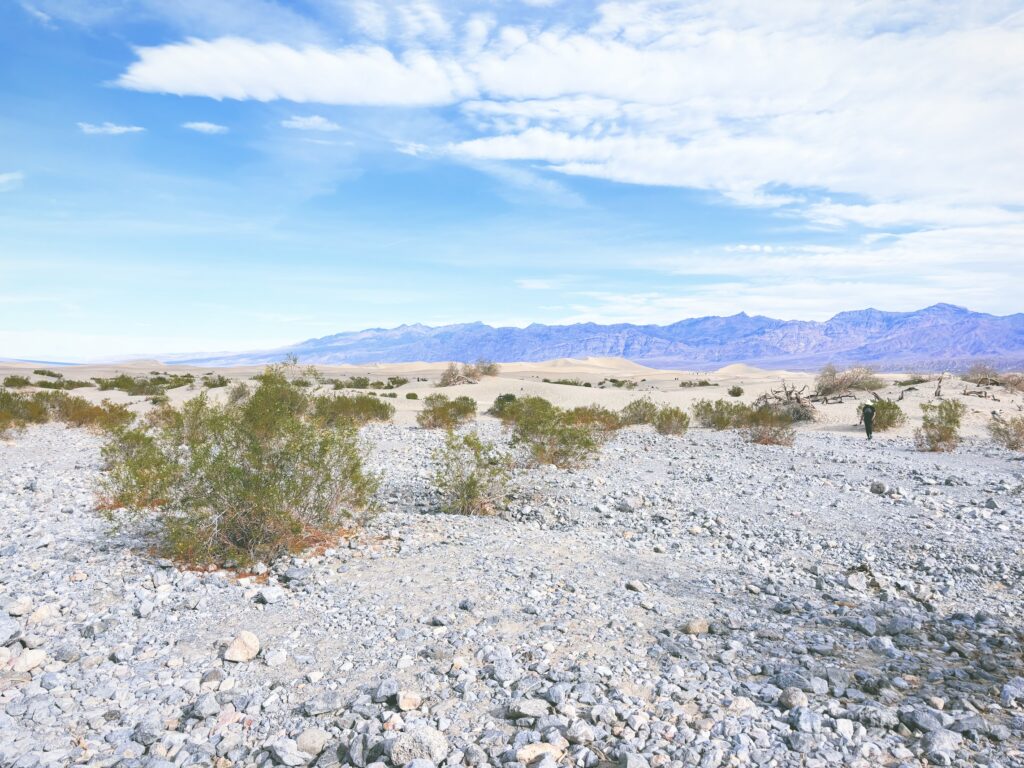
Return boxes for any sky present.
[1,1,1023,361]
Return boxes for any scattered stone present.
[224,631,260,662]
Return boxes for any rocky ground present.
[1,422,1023,768]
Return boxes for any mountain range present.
[176,304,1024,371]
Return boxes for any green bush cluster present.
[432,430,511,515]
[679,379,715,388]
[94,373,195,396]
[727,385,743,397]
[542,378,590,387]
[744,407,796,446]
[405,392,419,400]
[202,374,230,388]
[2,375,31,388]
[653,406,690,435]
[859,399,906,431]
[34,378,94,390]
[0,389,134,436]
[691,398,753,429]
[417,393,477,428]
[98,366,377,566]
[619,398,660,426]
[816,364,885,396]
[313,393,395,427]
[490,395,599,469]
[598,378,636,390]
[33,369,61,378]
[914,399,966,452]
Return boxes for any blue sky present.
[2,1,1022,361]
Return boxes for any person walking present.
[861,402,876,440]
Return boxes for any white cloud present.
[78,121,145,135]
[517,278,557,290]
[282,115,342,131]
[182,121,229,134]
[0,172,24,191]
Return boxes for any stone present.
[224,631,260,662]
[396,691,422,711]
[6,597,32,617]
[192,692,221,718]
[625,580,646,593]
[0,616,19,646]
[682,618,709,635]
[304,691,345,716]
[12,648,45,673]
[297,728,330,758]
[390,727,449,765]
[516,743,563,765]
[265,649,288,667]
[509,699,550,719]
[618,753,649,768]
[779,687,808,710]
[921,729,961,765]
[374,678,400,703]
[259,587,285,605]
[269,738,309,767]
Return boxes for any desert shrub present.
[859,399,906,431]
[149,394,170,406]
[417,394,477,429]
[762,397,816,423]
[313,393,394,427]
[35,378,93,390]
[544,377,589,387]
[599,378,636,390]
[988,414,1024,450]
[202,374,230,388]
[94,373,193,396]
[381,392,397,398]
[405,392,419,400]
[98,366,377,566]
[334,376,370,390]
[437,360,498,387]
[473,359,500,377]
[495,396,599,468]
[291,378,312,388]
[226,382,250,405]
[488,393,519,420]
[3,375,31,388]
[654,406,690,435]
[679,379,715,388]
[0,390,133,435]
[566,405,621,434]
[914,399,966,452]
[620,398,660,426]
[33,369,61,378]
[432,430,511,515]
[1000,373,1023,393]
[816,364,885,396]
[386,376,409,389]
[691,399,753,429]
[727,385,743,397]
[745,407,796,446]
[896,374,932,387]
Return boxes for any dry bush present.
[98,366,377,566]
[988,414,1024,451]
[432,430,511,515]
[728,385,743,397]
[3,375,30,388]
[495,395,600,469]
[999,372,1023,393]
[202,374,230,388]
[437,360,500,387]
[859,399,906,431]
[0,390,133,436]
[565,405,621,434]
[914,399,966,452]
[745,407,796,446]
[654,406,690,435]
[417,393,477,429]
[816,364,885,396]
[963,363,1000,384]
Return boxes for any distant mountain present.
[175,304,1024,371]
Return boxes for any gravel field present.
[1,422,1023,768]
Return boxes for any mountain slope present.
[176,305,1024,370]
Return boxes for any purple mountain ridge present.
[176,304,1024,371]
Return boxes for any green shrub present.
[313,393,394,428]
[859,399,906,431]
[94,373,193,396]
[3,375,31,388]
[405,392,419,400]
[488,393,519,420]
[896,375,931,387]
[227,382,250,405]
[334,376,370,390]
[599,378,636,390]
[417,393,477,429]
[386,376,409,389]
[202,374,230,388]
[494,395,599,468]
[620,398,660,426]
[727,385,743,397]
[432,430,511,515]
[914,399,966,452]
[988,414,1024,450]
[0,390,133,435]
[679,379,715,388]
[566,404,621,434]
[654,406,690,435]
[35,378,94,390]
[745,406,795,446]
[33,369,61,378]
[543,378,588,387]
[291,378,312,388]
[691,399,753,429]
[98,366,377,566]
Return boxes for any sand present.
[2,357,1018,438]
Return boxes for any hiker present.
[861,402,875,440]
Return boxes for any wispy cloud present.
[182,121,228,134]
[0,172,24,191]
[78,121,144,135]
[281,115,342,132]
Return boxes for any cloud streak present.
[78,121,145,135]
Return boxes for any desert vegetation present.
[914,399,966,452]
[988,413,1024,451]
[416,394,477,429]
[432,430,511,515]
[678,379,715,388]
[437,360,500,387]
[728,385,743,397]
[815,364,885,396]
[859,399,907,431]
[542,377,590,387]
[98,366,377,566]
[312,393,395,428]
[691,398,753,430]
[0,389,133,436]
[3,375,31,388]
[202,374,230,388]
[94,373,195,397]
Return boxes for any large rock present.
[224,631,260,662]
[390,727,449,765]
[12,648,45,673]
[0,616,19,646]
